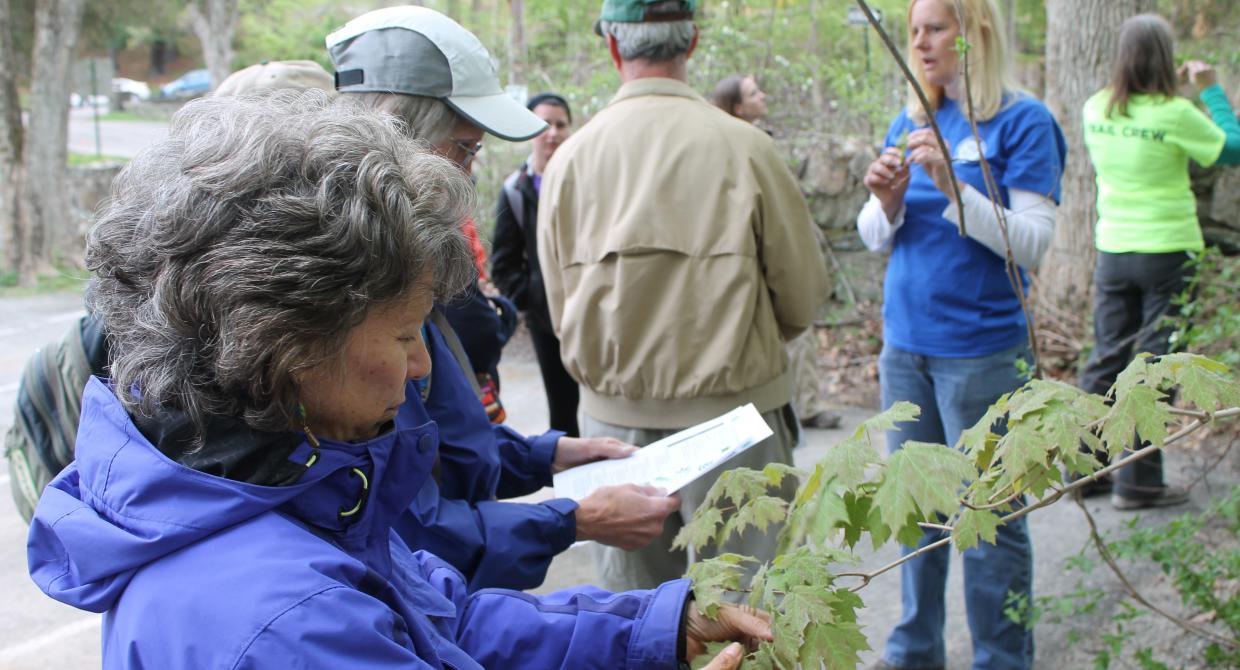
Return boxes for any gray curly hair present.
[87,89,477,435]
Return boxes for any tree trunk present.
[806,0,824,112]
[188,0,239,90]
[0,0,24,278]
[507,0,525,86]
[21,0,85,285]
[1040,0,1153,319]
[1002,0,1017,52]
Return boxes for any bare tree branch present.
[1074,494,1238,649]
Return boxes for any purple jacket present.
[27,378,690,669]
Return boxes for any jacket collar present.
[28,378,441,611]
[608,77,707,107]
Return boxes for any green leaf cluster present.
[678,351,1239,668]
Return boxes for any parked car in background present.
[112,78,151,102]
[69,92,108,108]
[160,69,211,100]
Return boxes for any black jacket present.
[490,164,553,334]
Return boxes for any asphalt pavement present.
[67,106,168,159]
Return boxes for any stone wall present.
[62,161,124,266]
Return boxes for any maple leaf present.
[991,421,1049,485]
[770,616,804,669]
[952,508,1002,552]
[817,433,882,491]
[747,562,769,609]
[1109,353,1153,400]
[782,476,847,552]
[1034,398,1105,477]
[794,462,829,507]
[763,545,845,597]
[957,393,1009,461]
[1101,385,1172,455]
[762,462,806,488]
[797,619,870,670]
[859,401,921,437]
[781,586,831,636]
[718,468,775,507]
[874,441,976,537]
[1004,381,1059,423]
[724,496,789,539]
[866,502,892,549]
[839,490,873,548]
[672,505,723,552]
[686,554,752,618]
[806,488,850,548]
[960,424,1000,471]
[824,586,865,623]
[747,642,783,670]
[1165,353,1240,413]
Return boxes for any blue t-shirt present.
[882,95,1066,358]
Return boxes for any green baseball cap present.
[596,0,696,34]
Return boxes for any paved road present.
[0,291,1228,668]
[67,107,167,159]
[0,291,97,670]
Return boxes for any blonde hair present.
[905,0,1016,123]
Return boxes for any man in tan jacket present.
[537,0,831,591]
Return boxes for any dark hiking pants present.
[1078,250,1194,499]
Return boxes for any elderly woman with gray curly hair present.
[25,90,768,669]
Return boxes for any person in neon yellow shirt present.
[1078,13,1240,510]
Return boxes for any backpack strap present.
[429,309,484,402]
[502,169,527,234]
[5,316,95,523]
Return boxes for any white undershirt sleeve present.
[942,186,1056,270]
[856,194,906,253]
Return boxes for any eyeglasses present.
[449,138,483,168]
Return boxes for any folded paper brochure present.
[552,403,774,501]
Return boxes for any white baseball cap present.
[326,6,546,142]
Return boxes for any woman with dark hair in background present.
[491,92,581,436]
[712,74,768,124]
[1077,13,1240,510]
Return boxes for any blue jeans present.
[879,342,1034,670]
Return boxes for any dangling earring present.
[297,402,322,451]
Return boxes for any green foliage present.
[1168,248,1240,369]
[67,153,129,166]
[687,554,755,618]
[234,0,352,69]
[682,354,1239,668]
[1028,488,1240,669]
[0,264,90,296]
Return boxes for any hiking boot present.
[801,409,842,429]
[1111,485,1190,510]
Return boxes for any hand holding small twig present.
[906,128,955,198]
[1179,60,1219,92]
[863,147,911,221]
[685,602,773,662]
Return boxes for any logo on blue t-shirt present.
[954,137,987,162]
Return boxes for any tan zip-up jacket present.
[537,78,831,429]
